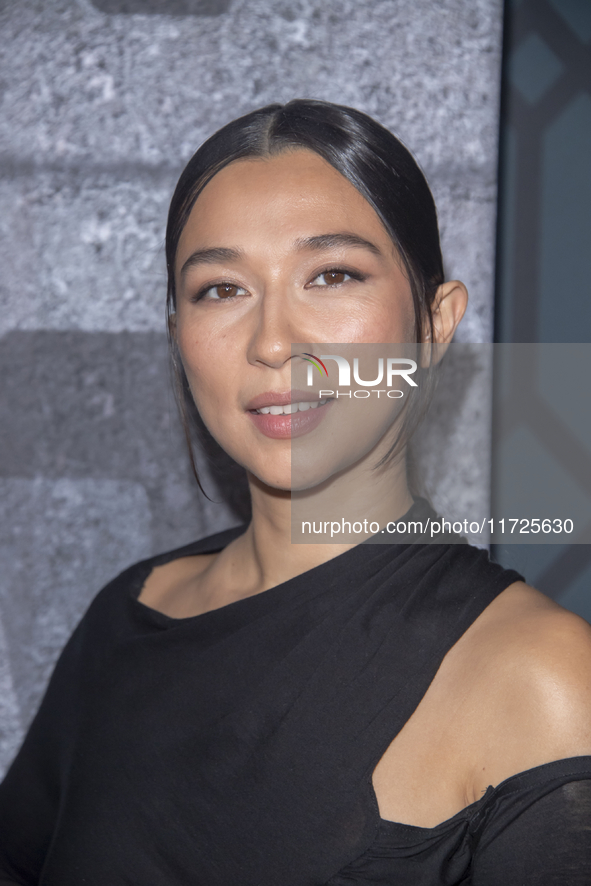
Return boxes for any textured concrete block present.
[90,1,232,13]
[433,180,498,343]
[0,478,152,752]
[1,0,502,173]
[0,615,21,778]
[0,168,174,337]
[0,330,248,549]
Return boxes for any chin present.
[248,468,292,493]
[241,451,293,493]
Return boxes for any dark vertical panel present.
[493,0,591,617]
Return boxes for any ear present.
[426,280,468,345]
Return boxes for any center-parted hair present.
[165,100,444,489]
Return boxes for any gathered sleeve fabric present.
[471,767,591,885]
[328,759,591,886]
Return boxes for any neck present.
[229,445,413,596]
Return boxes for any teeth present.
[255,399,328,415]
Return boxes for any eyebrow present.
[180,246,244,278]
[294,233,382,255]
[179,232,382,279]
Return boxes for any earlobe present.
[430,280,468,345]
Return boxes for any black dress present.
[1,518,590,885]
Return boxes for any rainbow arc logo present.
[302,353,328,377]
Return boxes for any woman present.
[1,100,590,885]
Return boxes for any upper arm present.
[467,597,591,881]
[511,604,591,755]
[468,587,591,796]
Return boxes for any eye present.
[309,269,352,287]
[306,267,367,289]
[195,282,248,301]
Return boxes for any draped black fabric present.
[328,759,591,885]
[1,504,588,885]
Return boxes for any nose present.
[246,287,299,370]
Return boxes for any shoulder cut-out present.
[465,584,591,798]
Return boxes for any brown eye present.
[196,281,248,302]
[308,269,354,288]
[322,270,346,285]
[215,283,239,298]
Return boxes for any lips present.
[246,389,333,439]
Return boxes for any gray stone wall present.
[0,0,503,775]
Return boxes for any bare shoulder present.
[459,581,591,797]
[470,581,591,701]
[372,581,591,827]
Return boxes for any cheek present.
[311,294,415,346]
[176,324,244,450]
[356,295,416,344]
[388,298,416,343]
[176,317,232,379]
[176,324,223,411]
[382,282,416,338]
[345,271,416,344]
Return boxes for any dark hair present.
[165,99,444,491]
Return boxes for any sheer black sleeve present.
[0,633,82,884]
[472,776,591,884]
[0,578,113,885]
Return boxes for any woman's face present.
[174,149,417,490]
